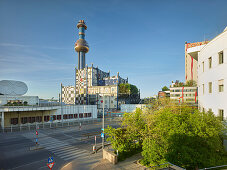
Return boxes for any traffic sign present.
[101,133,104,138]
[47,162,54,170]
[35,138,38,144]
[36,131,38,135]
[48,156,54,163]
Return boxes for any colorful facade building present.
[62,20,140,112]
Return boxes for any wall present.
[121,104,146,113]
[198,29,227,118]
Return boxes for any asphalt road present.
[0,120,119,170]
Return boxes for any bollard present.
[93,145,96,152]
[11,125,12,133]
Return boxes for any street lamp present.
[102,96,105,149]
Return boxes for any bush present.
[141,104,227,169]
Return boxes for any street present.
[0,120,119,170]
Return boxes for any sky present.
[0,0,227,99]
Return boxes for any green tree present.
[185,80,197,87]
[141,104,227,169]
[105,108,145,160]
[161,86,169,91]
[119,83,138,95]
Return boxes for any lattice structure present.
[0,80,28,96]
[62,86,75,104]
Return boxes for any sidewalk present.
[91,153,146,170]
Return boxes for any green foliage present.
[105,108,144,161]
[162,86,169,91]
[141,104,227,169]
[185,80,197,87]
[119,83,138,95]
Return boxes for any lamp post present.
[102,96,105,149]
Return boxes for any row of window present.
[202,80,224,94]
[170,94,195,97]
[10,113,92,125]
[201,51,224,72]
[170,89,196,92]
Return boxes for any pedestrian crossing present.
[22,132,90,161]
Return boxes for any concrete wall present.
[103,149,118,164]
[198,29,227,119]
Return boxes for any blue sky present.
[0,0,227,99]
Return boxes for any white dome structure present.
[0,80,28,96]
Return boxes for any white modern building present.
[0,105,97,129]
[170,86,197,104]
[187,27,227,120]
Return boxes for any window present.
[57,115,61,120]
[63,114,68,119]
[202,61,204,72]
[44,116,50,122]
[69,114,73,119]
[79,113,83,118]
[218,79,224,92]
[219,51,224,64]
[202,108,205,112]
[36,116,42,122]
[88,113,92,117]
[84,113,88,117]
[219,109,224,121]
[11,118,18,125]
[209,82,212,93]
[74,114,78,118]
[21,117,26,124]
[208,57,212,68]
[202,84,204,94]
[31,117,35,123]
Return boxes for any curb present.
[30,145,44,151]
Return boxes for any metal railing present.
[0,117,120,133]
[199,165,227,170]
[149,162,185,170]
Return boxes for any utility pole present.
[102,96,105,149]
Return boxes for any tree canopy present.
[119,83,138,94]
[141,104,227,169]
[105,100,227,169]
[161,86,169,91]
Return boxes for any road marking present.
[54,147,80,154]
[58,149,87,157]
[64,153,89,160]
[61,152,88,159]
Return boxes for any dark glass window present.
[79,113,83,118]
[11,118,18,125]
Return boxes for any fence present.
[0,117,120,133]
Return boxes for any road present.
[0,120,119,170]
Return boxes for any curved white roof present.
[0,80,28,96]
